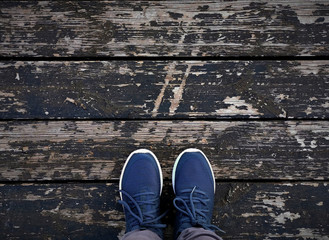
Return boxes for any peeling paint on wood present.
[0,182,328,239]
[0,61,328,119]
[0,183,124,239]
[0,120,328,181]
[216,182,329,239]
[0,1,328,57]
[0,1,328,239]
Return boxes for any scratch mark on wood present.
[0,61,328,119]
[151,61,177,117]
[64,97,86,110]
[169,64,192,115]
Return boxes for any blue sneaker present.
[118,149,166,238]
[172,148,224,238]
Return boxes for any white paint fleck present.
[0,91,15,97]
[36,67,42,73]
[309,97,317,101]
[14,61,25,69]
[267,230,329,239]
[270,212,301,224]
[282,183,294,187]
[215,96,263,116]
[16,108,27,114]
[114,84,130,87]
[297,228,329,240]
[304,107,312,115]
[310,140,317,149]
[45,111,49,115]
[15,73,20,80]
[190,71,206,76]
[279,109,287,118]
[277,94,289,100]
[321,102,329,108]
[25,194,41,201]
[45,188,55,195]
[221,11,234,19]
[255,161,263,168]
[263,196,285,209]
[118,65,131,75]
[269,191,289,196]
[293,63,320,75]
[217,34,226,41]
[65,97,76,104]
[287,128,297,135]
[301,182,319,187]
[295,136,306,147]
[306,155,314,160]
[172,87,180,94]
[241,213,267,217]
[316,201,323,206]
[287,126,318,148]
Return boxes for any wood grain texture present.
[0,1,328,57]
[1,120,328,181]
[0,182,328,240]
[215,182,329,239]
[1,60,329,119]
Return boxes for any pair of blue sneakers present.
[118,148,224,239]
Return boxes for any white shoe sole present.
[172,148,216,194]
[119,149,163,200]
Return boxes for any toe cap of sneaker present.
[120,152,162,196]
[173,151,215,196]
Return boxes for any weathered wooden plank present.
[1,60,328,119]
[0,183,124,240]
[0,120,328,181]
[215,182,329,239]
[0,182,328,239]
[0,1,328,57]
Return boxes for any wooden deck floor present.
[0,1,328,239]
